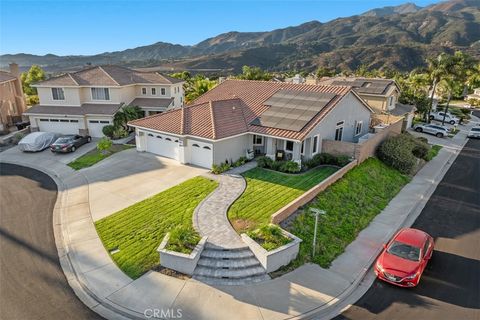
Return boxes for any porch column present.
[265,137,275,160]
[135,128,146,152]
[292,142,302,165]
[178,137,188,164]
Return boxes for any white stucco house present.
[129,79,373,169]
[24,65,185,137]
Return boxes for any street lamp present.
[310,208,326,257]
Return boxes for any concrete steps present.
[193,243,269,285]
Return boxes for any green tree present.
[237,66,272,81]
[170,71,191,81]
[185,77,217,102]
[20,65,46,96]
[113,105,144,131]
[97,137,112,155]
[316,66,335,78]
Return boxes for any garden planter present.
[157,233,208,275]
[241,228,301,273]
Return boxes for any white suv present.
[429,111,459,125]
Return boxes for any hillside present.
[1,0,479,73]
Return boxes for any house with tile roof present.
[128,79,373,169]
[24,65,185,137]
[0,63,27,132]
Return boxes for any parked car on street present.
[375,228,434,287]
[413,123,449,138]
[467,127,480,139]
[429,111,459,124]
[18,132,60,152]
[50,134,92,153]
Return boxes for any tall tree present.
[185,78,217,102]
[20,65,46,96]
[237,66,272,81]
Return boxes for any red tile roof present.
[129,79,357,141]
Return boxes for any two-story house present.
[0,63,27,133]
[24,65,185,137]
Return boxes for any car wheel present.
[415,127,423,132]
[87,137,91,143]
[450,120,455,125]
[71,146,76,152]
[436,133,443,138]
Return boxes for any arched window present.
[203,146,211,150]
[165,137,172,141]
[192,144,200,147]
[156,135,162,139]
[148,133,154,137]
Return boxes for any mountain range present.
[1,0,479,74]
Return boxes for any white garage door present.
[189,140,213,169]
[88,119,111,137]
[145,132,179,160]
[37,118,79,135]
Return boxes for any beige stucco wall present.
[213,135,250,164]
[37,87,81,106]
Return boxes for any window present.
[148,133,154,137]
[151,88,156,95]
[192,144,200,147]
[60,119,69,122]
[312,135,319,154]
[141,88,147,95]
[388,96,394,107]
[355,121,363,136]
[285,140,294,152]
[39,119,49,122]
[51,88,65,100]
[89,120,99,123]
[253,135,263,145]
[156,135,162,139]
[335,121,344,141]
[161,88,166,95]
[70,120,79,123]
[165,137,172,141]
[50,119,59,122]
[422,240,430,258]
[100,120,109,124]
[203,146,211,150]
[301,141,305,155]
[91,88,110,100]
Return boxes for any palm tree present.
[185,78,217,102]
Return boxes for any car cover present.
[18,132,60,152]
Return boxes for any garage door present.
[145,132,179,160]
[189,140,213,169]
[88,119,111,137]
[37,118,79,135]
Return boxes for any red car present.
[375,228,434,287]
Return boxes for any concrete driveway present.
[0,138,98,164]
[82,149,208,221]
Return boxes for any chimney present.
[9,63,20,78]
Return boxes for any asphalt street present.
[336,137,480,320]
[0,163,103,320]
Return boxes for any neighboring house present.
[466,88,480,101]
[24,65,185,137]
[317,77,400,113]
[0,63,27,132]
[129,79,373,169]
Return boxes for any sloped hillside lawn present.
[228,166,338,233]
[95,176,218,279]
[285,158,410,270]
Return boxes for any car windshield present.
[56,137,73,143]
[472,128,480,132]
[387,241,420,262]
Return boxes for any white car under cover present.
[18,132,60,152]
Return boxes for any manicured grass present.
[425,145,442,161]
[228,166,338,233]
[68,144,134,170]
[285,158,410,270]
[95,176,218,279]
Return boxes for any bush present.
[97,137,113,155]
[102,125,115,138]
[112,126,129,139]
[247,225,292,251]
[304,153,350,169]
[336,155,351,167]
[280,160,300,173]
[412,140,429,160]
[256,156,274,168]
[377,135,417,174]
[165,226,201,254]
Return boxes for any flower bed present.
[158,233,207,275]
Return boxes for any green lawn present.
[228,166,338,233]
[95,176,218,279]
[68,144,134,170]
[284,158,410,271]
[426,145,442,161]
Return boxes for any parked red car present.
[375,228,434,287]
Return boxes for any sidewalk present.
[0,119,474,320]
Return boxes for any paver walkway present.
[194,160,257,249]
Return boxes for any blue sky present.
[0,0,441,56]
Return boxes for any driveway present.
[0,163,103,320]
[0,138,98,164]
[82,149,208,221]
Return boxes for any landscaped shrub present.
[377,135,417,174]
[212,156,249,174]
[412,140,430,160]
[165,226,201,254]
[97,137,113,155]
[304,153,350,169]
[280,160,301,173]
[335,155,351,167]
[102,125,115,138]
[247,224,292,251]
[112,126,129,139]
[256,156,273,168]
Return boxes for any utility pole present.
[310,208,326,257]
